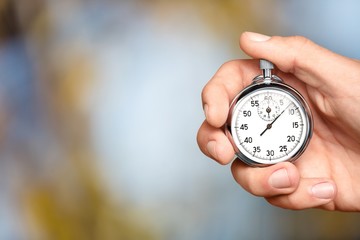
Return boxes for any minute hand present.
[260,104,291,136]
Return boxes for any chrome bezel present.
[225,76,313,167]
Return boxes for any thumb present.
[239,32,357,95]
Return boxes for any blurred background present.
[1,0,360,239]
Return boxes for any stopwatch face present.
[227,83,312,166]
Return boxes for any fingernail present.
[204,104,209,119]
[206,141,217,159]
[311,182,335,199]
[269,169,291,189]
[246,32,271,42]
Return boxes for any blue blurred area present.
[282,0,360,58]
[0,39,37,240]
[1,0,360,239]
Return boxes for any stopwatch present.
[225,59,313,167]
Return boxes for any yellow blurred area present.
[1,0,158,239]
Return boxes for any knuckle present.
[247,182,263,197]
[201,81,213,101]
[291,35,311,46]
[202,59,247,103]
[289,36,313,72]
[266,195,303,210]
[291,36,313,55]
[196,121,211,145]
[217,60,242,78]
[220,59,241,70]
[271,35,314,74]
[196,122,204,145]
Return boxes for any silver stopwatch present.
[226,59,313,167]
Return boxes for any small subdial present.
[257,99,280,121]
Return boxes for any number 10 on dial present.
[226,60,313,167]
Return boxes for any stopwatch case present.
[225,78,313,167]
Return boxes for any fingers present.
[199,59,261,164]
[231,160,300,197]
[239,32,359,96]
[202,32,358,129]
[201,60,259,128]
[197,120,235,165]
[201,82,230,128]
[267,179,336,210]
[231,159,336,210]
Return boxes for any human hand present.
[197,32,360,211]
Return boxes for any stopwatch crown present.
[260,59,274,80]
[260,59,274,70]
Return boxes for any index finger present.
[202,59,260,128]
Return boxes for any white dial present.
[229,86,311,165]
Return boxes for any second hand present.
[260,103,292,136]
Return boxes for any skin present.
[197,32,360,211]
